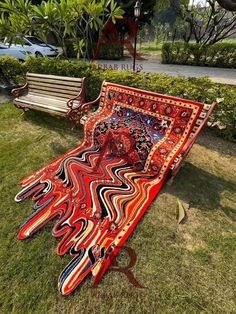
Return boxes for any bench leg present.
[14,103,29,112]
[167,154,187,186]
[167,162,184,186]
[67,108,82,127]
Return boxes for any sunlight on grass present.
[0,103,235,313]
[139,42,163,56]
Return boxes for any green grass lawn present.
[138,42,163,57]
[222,38,236,44]
[0,103,236,313]
[138,38,236,58]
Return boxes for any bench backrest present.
[26,73,84,100]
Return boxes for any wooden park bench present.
[12,73,85,125]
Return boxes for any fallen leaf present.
[176,199,186,224]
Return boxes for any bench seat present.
[14,94,81,115]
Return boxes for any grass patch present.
[222,38,236,44]
[139,42,163,56]
[0,103,236,313]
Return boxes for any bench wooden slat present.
[27,77,82,88]
[27,73,83,83]
[29,85,79,97]
[28,86,79,97]
[19,94,80,107]
[29,89,78,100]
[14,100,67,113]
[18,94,73,108]
[14,98,68,112]
[28,82,81,92]
[14,100,67,116]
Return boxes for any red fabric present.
[15,83,211,295]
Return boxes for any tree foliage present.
[179,0,236,45]
[154,0,236,45]
[153,0,188,41]
[116,0,156,26]
[0,0,124,58]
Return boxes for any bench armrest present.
[66,78,87,125]
[66,94,100,126]
[79,95,102,125]
[67,89,84,109]
[11,83,28,97]
[81,95,101,115]
[66,77,86,110]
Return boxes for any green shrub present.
[0,56,25,86]
[2,56,236,142]
[162,42,236,68]
[23,57,93,78]
[64,40,124,59]
[96,42,124,60]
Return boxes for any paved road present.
[95,59,236,85]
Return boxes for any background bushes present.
[65,41,124,59]
[95,42,124,60]
[162,42,236,68]
[1,56,235,142]
[0,56,25,86]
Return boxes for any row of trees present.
[0,0,235,59]
[0,0,159,58]
[154,0,236,46]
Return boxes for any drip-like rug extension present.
[15,83,214,295]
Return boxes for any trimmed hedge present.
[0,56,25,86]
[162,42,236,68]
[1,56,236,142]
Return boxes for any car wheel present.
[35,51,43,57]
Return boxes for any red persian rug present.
[15,82,215,295]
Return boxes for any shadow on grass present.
[23,109,84,155]
[165,162,236,221]
[196,128,236,157]
[23,109,83,137]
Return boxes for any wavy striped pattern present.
[15,83,210,295]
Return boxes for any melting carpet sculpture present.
[15,82,215,295]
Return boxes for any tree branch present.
[216,0,236,11]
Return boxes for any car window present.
[26,37,45,45]
[24,40,31,46]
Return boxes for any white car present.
[6,36,58,57]
[0,43,28,61]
